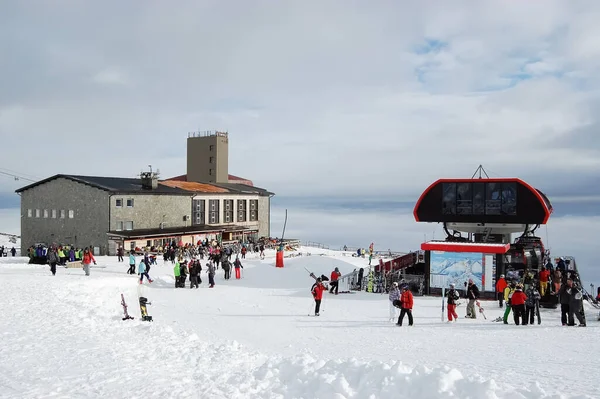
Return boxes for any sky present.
[1,2,599,283]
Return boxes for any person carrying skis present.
[524,283,541,325]
[234,256,243,279]
[465,279,480,319]
[128,251,136,274]
[311,278,326,316]
[496,274,507,307]
[330,267,341,295]
[207,261,216,288]
[388,281,401,321]
[510,284,527,325]
[138,259,153,284]
[397,285,413,326]
[447,283,460,322]
[81,247,96,276]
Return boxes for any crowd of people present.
[0,245,17,257]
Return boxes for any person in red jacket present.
[538,266,550,297]
[329,267,341,295]
[397,285,414,326]
[311,278,327,316]
[81,247,96,276]
[496,274,507,308]
[510,284,528,325]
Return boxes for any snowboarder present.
[397,285,413,326]
[128,251,136,274]
[388,281,400,321]
[330,267,341,294]
[81,248,96,276]
[138,259,153,284]
[207,261,216,288]
[447,283,460,322]
[510,284,527,325]
[496,274,507,307]
[234,257,243,279]
[311,278,326,316]
[465,279,480,318]
[524,284,541,325]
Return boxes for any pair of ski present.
[121,285,152,321]
[490,300,541,324]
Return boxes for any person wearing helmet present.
[447,283,460,322]
[330,267,341,295]
[502,280,517,324]
[311,278,326,316]
[465,279,480,319]
[397,285,414,326]
[510,283,527,325]
[556,277,586,326]
[496,274,507,308]
[388,282,401,322]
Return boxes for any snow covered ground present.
[0,247,598,398]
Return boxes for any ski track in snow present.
[0,249,598,399]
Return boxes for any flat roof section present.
[421,241,510,254]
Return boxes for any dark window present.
[501,182,517,215]
[126,198,134,207]
[485,183,502,215]
[472,183,485,215]
[237,199,247,222]
[124,221,133,230]
[249,200,259,221]
[209,145,214,151]
[193,199,205,225]
[209,156,214,164]
[209,199,220,224]
[442,183,456,215]
[224,200,234,223]
[456,183,472,215]
[116,199,123,207]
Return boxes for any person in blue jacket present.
[128,251,136,274]
[139,259,153,284]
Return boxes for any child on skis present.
[138,259,153,284]
[311,278,326,316]
[447,283,460,322]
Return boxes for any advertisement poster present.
[429,251,485,291]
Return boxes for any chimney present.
[140,170,159,190]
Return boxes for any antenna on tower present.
[471,165,490,179]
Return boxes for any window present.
[27,209,32,217]
[116,221,123,231]
[485,183,502,215]
[224,199,234,223]
[51,209,57,218]
[43,209,48,218]
[209,145,214,151]
[127,198,134,207]
[68,210,74,218]
[130,241,136,251]
[442,183,456,215]
[60,210,65,219]
[124,221,133,230]
[249,200,258,221]
[116,198,123,207]
[456,183,473,215]
[472,183,485,215]
[501,182,517,216]
[193,199,205,225]
[209,156,214,164]
[209,199,220,224]
[237,200,247,222]
[35,209,40,218]
[209,169,213,176]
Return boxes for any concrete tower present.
[186,131,229,183]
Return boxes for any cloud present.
[1,1,600,202]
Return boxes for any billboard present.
[429,251,495,292]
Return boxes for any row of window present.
[442,182,517,216]
[27,209,74,219]
[115,198,134,207]
[115,221,134,231]
[193,199,258,225]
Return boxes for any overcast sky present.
[1,1,600,203]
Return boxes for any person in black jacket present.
[189,261,199,289]
[447,283,460,322]
[465,279,480,319]
[557,278,586,326]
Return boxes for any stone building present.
[16,132,274,255]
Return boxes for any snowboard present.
[121,293,134,320]
[367,271,374,293]
[137,285,153,322]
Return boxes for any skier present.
[389,281,401,321]
[496,274,507,307]
[502,281,517,324]
[465,279,480,319]
[81,247,96,276]
[47,246,59,276]
[524,284,541,325]
[397,285,413,326]
[138,259,153,284]
[311,277,326,316]
[510,284,527,325]
[447,283,460,322]
[207,261,216,288]
[234,256,243,279]
[128,251,136,274]
[330,267,341,294]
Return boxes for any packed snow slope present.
[0,248,598,399]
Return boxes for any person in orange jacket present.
[397,285,414,326]
[496,274,507,308]
[81,247,96,276]
[311,278,327,316]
